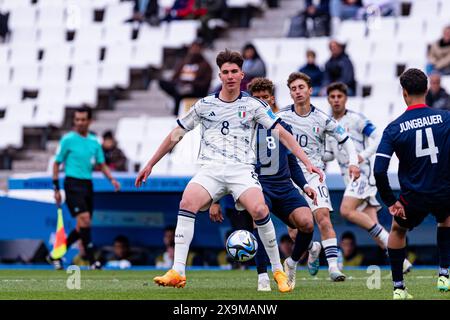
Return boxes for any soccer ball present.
[225,230,258,262]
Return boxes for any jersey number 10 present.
[415,128,439,164]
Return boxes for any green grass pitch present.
[0,269,448,300]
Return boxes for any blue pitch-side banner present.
[7,173,401,191]
[2,173,436,251]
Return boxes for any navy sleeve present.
[374,127,397,207]
[288,153,308,190]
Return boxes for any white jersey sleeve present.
[177,100,202,131]
[251,98,280,129]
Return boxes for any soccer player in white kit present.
[278,72,360,281]
[135,50,322,292]
[323,82,412,273]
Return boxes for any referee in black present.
[49,106,120,269]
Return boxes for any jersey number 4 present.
[415,128,439,164]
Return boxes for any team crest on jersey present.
[238,106,247,118]
[313,126,320,134]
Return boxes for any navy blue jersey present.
[255,120,308,190]
[374,104,450,206]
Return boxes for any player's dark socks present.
[66,229,80,248]
[388,247,406,289]
[253,228,269,274]
[79,227,95,263]
[291,230,313,262]
[437,227,450,276]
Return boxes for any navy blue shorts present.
[262,182,309,229]
[394,191,450,231]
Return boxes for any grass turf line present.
[0,269,447,300]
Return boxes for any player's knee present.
[317,219,333,234]
[179,198,198,212]
[249,203,268,220]
[294,215,314,233]
[340,203,352,219]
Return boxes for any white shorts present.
[297,172,333,213]
[343,173,381,212]
[188,163,262,211]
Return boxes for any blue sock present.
[253,228,269,274]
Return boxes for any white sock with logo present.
[172,210,196,276]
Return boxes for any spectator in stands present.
[340,231,365,266]
[49,106,120,270]
[427,25,450,76]
[299,50,324,96]
[357,0,399,19]
[0,10,9,42]
[287,0,331,38]
[321,39,356,96]
[241,43,266,91]
[162,0,207,21]
[279,234,294,261]
[129,0,160,26]
[158,40,212,116]
[426,73,450,111]
[330,0,362,21]
[102,235,148,267]
[197,0,228,48]
[102,131,128,172]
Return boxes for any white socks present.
[172,210,196,276]
[322,238,339,271]
[256,215,283,273]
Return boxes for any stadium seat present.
[10,26,38,44]
[366,17,397,41]
[102,1,134,26]
[0,46,9,64]
[103,24,133,45]
[72,44,101,64]
[11,64,40,90]
[36,85,67,105]
[73,25,104,46]
[409,0,439,18]
[41,44,73,65]
[441,76,450,91]
[36,5,66,28]
[37,27,67,47]
[252,38,280,66]
[163,20,200,49]
[66,84,98,107]
[9,44,39,65]
[335,20,366,43]
[39,64,69,87]
[0,119,23,150]
[0,85,22,107]
[306,37,329,66]
[396,17,426,41]
[98,63,130,89]
[7,6,37,29]
[4,101,36,126]
[0,65,11,85]
[103,43,132,66]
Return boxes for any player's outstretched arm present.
[341,137,360,180]
[135,126,186,187]
[275,123,324,182]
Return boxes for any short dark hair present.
[399,68,428,95]
[287,72,312,88]
[216,49,244,69]
[114,235,130,247]
[341,231,356,242]
[102,130,114,140]
[75,106,92,119]
[247,77,275,95]
[326,82,348,96]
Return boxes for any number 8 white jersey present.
[277,104,349,172]
[177,92,280,165]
